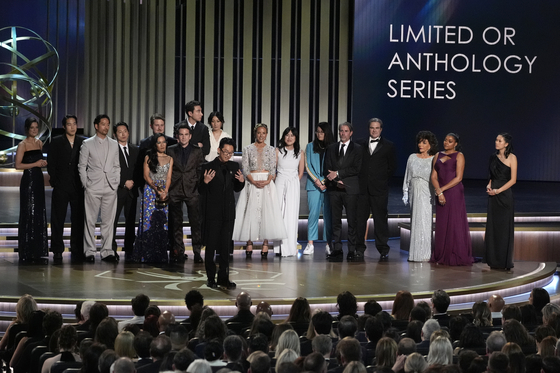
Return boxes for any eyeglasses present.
[220,150,234,156]
[315,130,324,134]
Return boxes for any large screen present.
[352,0,560,181]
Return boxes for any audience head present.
[535,325,556,343]
[27,310,46,338]
[223,335,244,362]
[365,316,385,344]
[81,300,95,321]
[472,301,492,327]
[486,330,507,353]
[247,333,268,354]
[235,291,252,310]
[141,314,159,337]
[249,350,272,373]
[58,324,78,351]
[168,324,189,350]
[342,361,367,373]
[409,306,427,322]
[275,349,299,373]
[270,323,294,352]
[338,315,358,339]
[501,342,522,355]
[430,329,451,344]
[204,339,224,362]
[184,290,204,311]
[287,297,311,323]
[89,303,109,330]
[405,320,423,343]
[398,337,417,355]
[416,301,432,320]
[186,359,211,373]
[422,319,441,341]
[392,290,415,320]
[43,309,63,336]
[503,319,534,347]
[431,289,450,314]
[542,303,560,326]
[336,337,362,366]
[529,288,550,313]
[449,315,468,342]
[405,352,429,373]
[174,347,196,371]
[133,331,153,359]
[150,334,172,361]
[303,352,326,373]
[158,310,175,332]
[457,349,478,373]
[249,312,275,340]
[539,336,558,358]
[95,317,118,349]
[98,349,119,373]
[525,354,542,373]
[508,352,526,373]
[502,305,522,322]
[375,311,393,331]
[114,331,136,358]
[488,351,509,373]
[488,294,505,312]
[427,336,453,366]
[82,342,107,373]
[275,329,300,358]
[375,337,398,369]
[458,323,485,348]
[256,301,273,317]
[520,304,539,326]
[312,310,333,335]
[384,327,403,344]
[337,291,358,318]
[203,315,227,342]
[364,300,382,317]
[144,305,161,318]
[312,334,333,357]
[15,294,38,324]
[112,357,135,373]
[131,294,150,317]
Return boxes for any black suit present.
[174,120,210,156]
[199,158,245,283]
[136,134,177,192]
[112,143,139,255]
[47,135,85,258]
[356,136,397,255]
[168,143,204,258]
[324,141,363,254]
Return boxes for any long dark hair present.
[148,133,166,173]
[313,122,335,154]
[278,127,300,158]
[497,132,513,158]
[207,111,225,128]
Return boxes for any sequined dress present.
[18,149,48,260]
[132,163,170,263]
[233,144,287,242]
[403,154,434,262]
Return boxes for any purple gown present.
[432,152,473,266]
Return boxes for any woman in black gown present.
[484,133,517,270]
[15,117,48,263]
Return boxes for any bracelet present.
[437,192,443,197]
[494,189,498,194]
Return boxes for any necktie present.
[339,143,346,158]
[123,146,129,167]
[370,139,380,143]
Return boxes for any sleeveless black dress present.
[18,149,48,261]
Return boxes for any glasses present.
[315,130,324,134]
[220,149,234,156]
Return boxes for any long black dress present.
[484,154,514,269]
[18,149,48,261]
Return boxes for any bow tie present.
[370,138,380,143]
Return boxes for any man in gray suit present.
[78,114,121,263]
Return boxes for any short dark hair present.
[338,315,358,338]
[89,303,109,329]
[364,316,384,344]
[62,114,78,127]
[432,289,450,313]
[113,121,129,134]
[43,310,63,335]
[94,114,110,125]
[219,137,235,150]
[144,305,161,318]
[312,311,333,335]
[223,335,244,362]
[250,351,271,373]
[207,111,225,126]
[488,352,509,373]
[338,122,354,132]
[336,337,362,364]
[176,123,192,135]
[131,294,150,316]
[303,352,325,373]
[364,300,382,316]
[337,291,358,317]
[133,331,153,358]
[398,337,417,355]
[24,117,39,135]
[416,131,439,156]
[184,100,202,117]
[174,347,196,371]
[249,333,269,354]
[58,325,78,350]
[184,290,204,310]
[150,113,165,125]
[502,305,522,322]
[410,306,427,322]
[149,335,172,359]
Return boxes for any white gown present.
[403,154,434,262]
[275,148,302,256]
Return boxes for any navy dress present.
[18,149,48,261]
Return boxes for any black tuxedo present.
[112,143,139,255]
[174,120,210,156]
[47,135,85,257]
[199,158,245,283]
[324,141,363,254]
[136,134,177,191]
[356,136,397,255]
[167,143,204,258]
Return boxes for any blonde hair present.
[253,123,268,135]
[275,329,300,358]
[115,331,136,358]
[275,349,298,372]
[15,294,38,324]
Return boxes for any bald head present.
[236,292,252,310]
[488,294,505,312]
[256,301,273,317]
[113,357,136,373]
[158,311,175,332]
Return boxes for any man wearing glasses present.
[199,137,245,289]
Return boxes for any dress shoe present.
[346,252,355,261]
[206,280,218,289]
[194,253,204,263]
[218,280,237,290]
[353,252,365,262]
[183,253,189,260]
[303,243,314,255]
[327,251,344,262]
[124,253,135,263]
[325,243,331,257]
[53,253,63,263]
[170,256,185,264]
[379,254,389,262]
[85,255,95,263]
[246,251,253,259]
[101,255,118,263]
[261,251,268,259]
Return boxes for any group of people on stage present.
[403,131,517,270]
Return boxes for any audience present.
[118,294,150,332]
[392,291,415,321]
[336,291,358,320]
[488,295,505,326]
[431,290,451,326]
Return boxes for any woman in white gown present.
[275,127,305,257]
[233,124,287,258]
[402,131,438,262]
[205,112,230,162]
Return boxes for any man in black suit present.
[112,122,139,262]
[356,118,397,261]
[136,113,177,192]
[199,137,245,289]
[174,100,210,157]
[167,124,205,263]
[324,122,363,262]
[136,335,172,373]
[47,114,85,263]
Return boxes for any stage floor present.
[1,240,555,307]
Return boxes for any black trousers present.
[328,190,358,253]
[204,219,234,283]
[355,193,390,255]
[169,196,202,257]
[112,188,137,254]
[50,187,84,257]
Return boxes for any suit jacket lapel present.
[372,138,384,155]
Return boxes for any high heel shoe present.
[245,242,253,259]
[261,251,268,259]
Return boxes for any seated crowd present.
[0,287,559,373]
